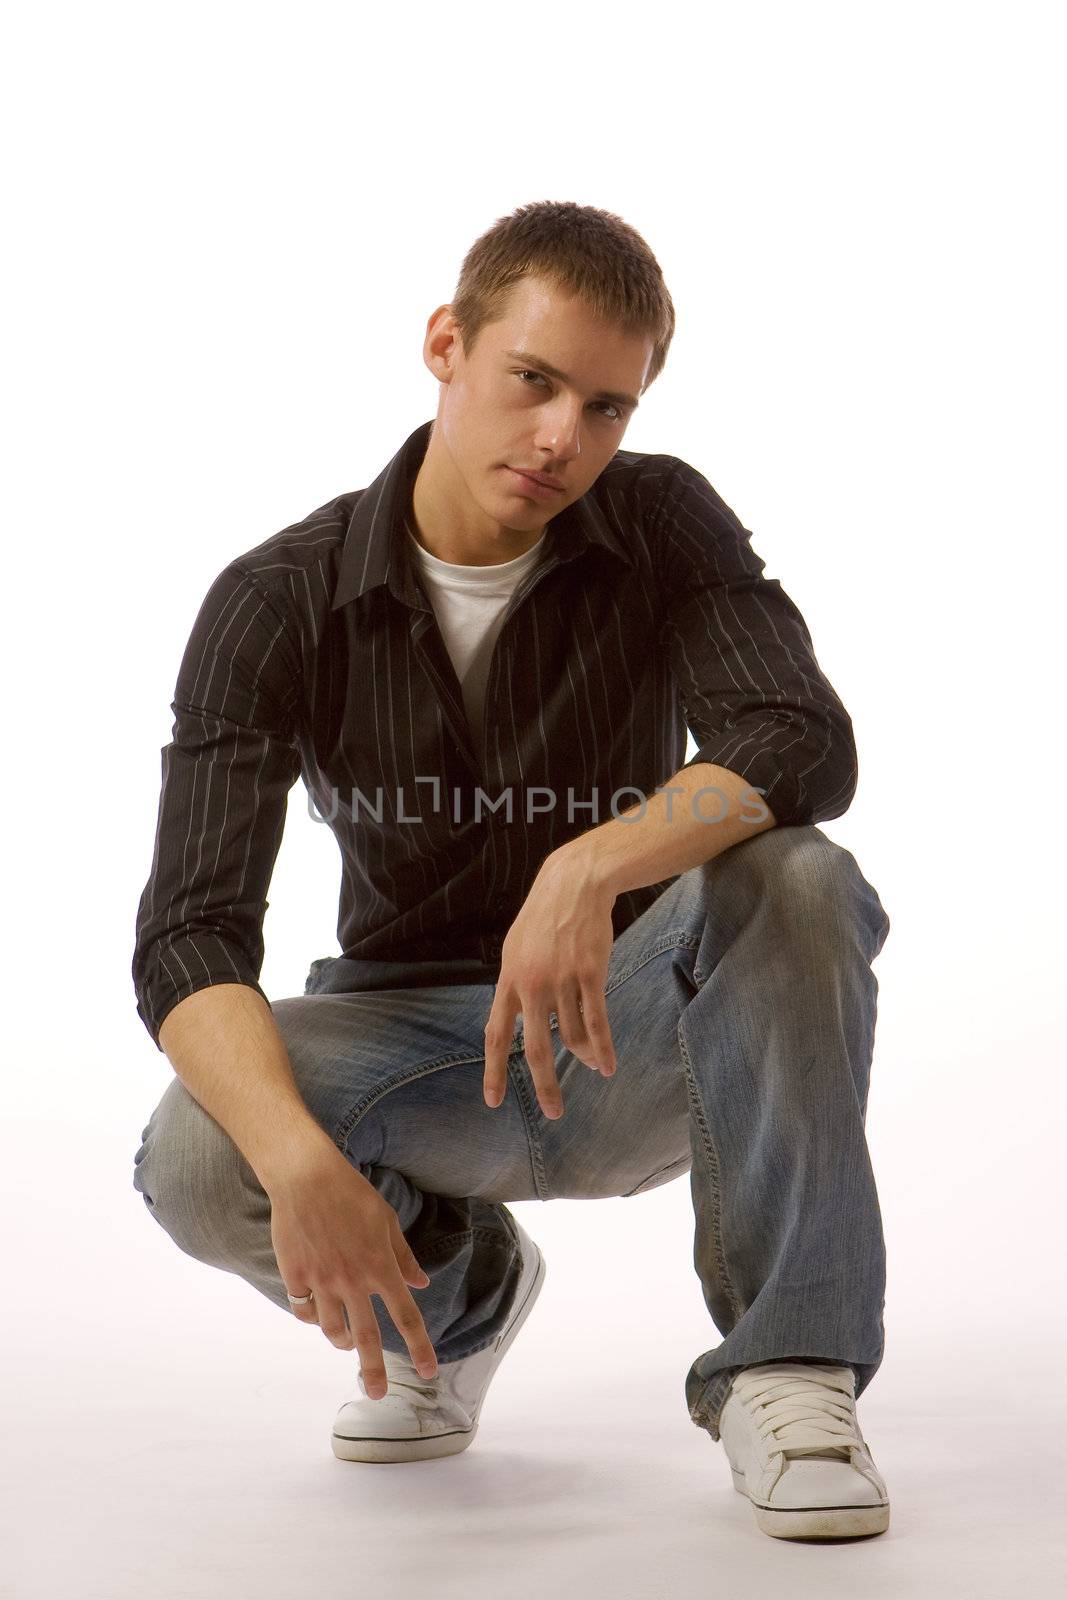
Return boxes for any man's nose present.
[535,405,583,459]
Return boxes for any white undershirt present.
[405,521,547,753]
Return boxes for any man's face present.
[423,273,654,535]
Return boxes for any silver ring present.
[287,1288,315,1306]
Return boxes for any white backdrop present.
[3,3,1064,1596]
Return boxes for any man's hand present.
[482,852,618,1119]
[268,1141,439,1398]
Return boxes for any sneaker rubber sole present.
[730,1464,890,1539]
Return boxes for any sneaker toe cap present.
[765,1457,887,1510]
[334,1395,459,1442]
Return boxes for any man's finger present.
[555,988,600,1068]
[580,985,617,1075]
[521,1001,564,1119]
[483,991,518,1108]
[383,1274,439,1377]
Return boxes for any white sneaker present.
[718,1360,890,1539]
[331,1219,546,1463]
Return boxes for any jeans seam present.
[621,1152,692,1198]
[508,934,700,1199]
[604,931,701,999]
[676,1021,744,1335]
[418,1225,518,1264]
[334,1048,549,1203]
[506,1054,551,1199]
[333,1049,504,1148]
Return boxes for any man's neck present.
[409,437,548,567]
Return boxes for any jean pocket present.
[621,1153,692,1197]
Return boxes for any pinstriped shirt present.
[132,417,858,1050]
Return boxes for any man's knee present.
[132,1074,261,1263]
[708,823,890,953]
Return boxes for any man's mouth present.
[507,468,564,496]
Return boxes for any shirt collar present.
[330,418,634,612]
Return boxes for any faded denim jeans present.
[132,823,891,1441]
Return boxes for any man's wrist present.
[257,1118,342,1197]
[539,834,620,901]
[540,763,777,902]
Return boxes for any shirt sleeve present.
[132,561,304,1051]
[650,455,859,827]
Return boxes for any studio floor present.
[5,1131,1063,1600]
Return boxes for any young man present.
[132,200,892,1541]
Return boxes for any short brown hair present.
[449,199,676,394]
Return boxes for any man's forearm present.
[543,762,778,899]
[158,983,337,1196]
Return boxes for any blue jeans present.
[132,823,890,1441]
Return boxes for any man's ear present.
[423,304,462,385]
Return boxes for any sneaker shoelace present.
[731,1363,863,1462]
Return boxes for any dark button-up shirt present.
[132,417,858,1049]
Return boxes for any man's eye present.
[513,370,621,421]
